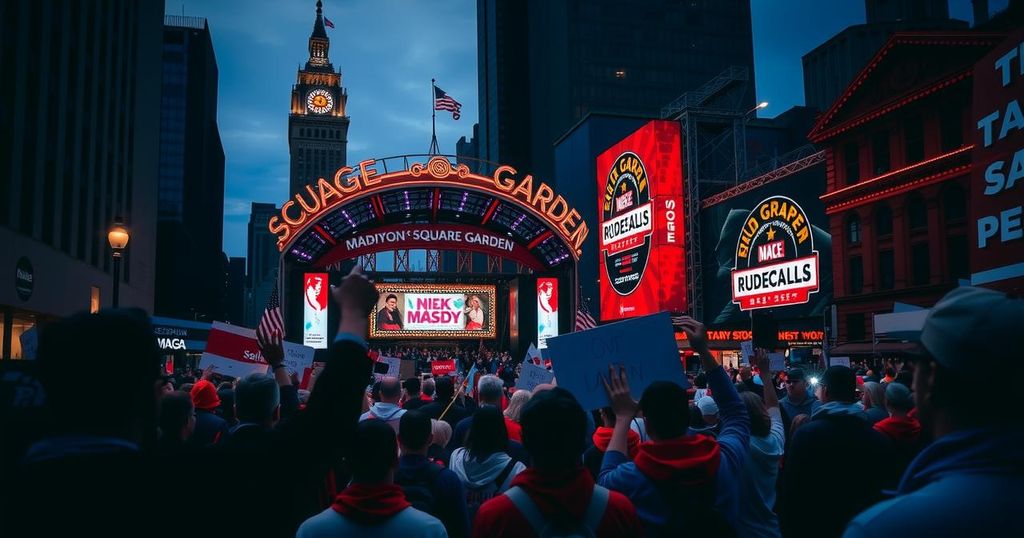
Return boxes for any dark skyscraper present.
[155,16,227,321]
[476,0,757,183]
[288,0,350,196]
[0,0,163,357]
[802,0,967,111]
[246,202,280,327]
[225,256,246,325]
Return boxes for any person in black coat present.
[4,266,382,537]
[779,366,898,538]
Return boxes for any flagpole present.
[429,78,440,155]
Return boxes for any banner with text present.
[303,272,329,349]
[971,29,1024,291]
[370,283,496,339]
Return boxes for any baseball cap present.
[918,286,1024,373]
[696,396,719,416]
[786,368,806,382]
[885,382,913,412]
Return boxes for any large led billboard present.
[368,283,497,339]
[536,277,559,349]
[302,273,329,349]
[597,120,686,321]
[700,165,833,325]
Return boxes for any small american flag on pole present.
[575,305,597,331]
[257,285,286,343]
[433,85,462,120]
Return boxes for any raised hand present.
[258,329,285,367]
[331,265,379,318]
[602,364,639,419]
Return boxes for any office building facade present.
[155,15,227,321]
[0,0,163,358]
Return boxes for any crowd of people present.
[1,267,1021,537]
[369,345,518,385]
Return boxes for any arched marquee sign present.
[271,155,589,270]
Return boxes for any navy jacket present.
[397,454,470,538]
[844,427,1024,538]
[780,403,896,538]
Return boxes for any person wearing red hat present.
[189,376,228,447]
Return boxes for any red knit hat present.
[190,380,221,411]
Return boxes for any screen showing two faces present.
[369,283,496,339]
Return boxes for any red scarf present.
[592,427,640,459]
[633,435,720,484]
[331,483,410,524]
[874,416,921,445]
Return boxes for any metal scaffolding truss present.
[665,66,754,320]
[702,146,825,209]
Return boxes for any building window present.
[847,313,866,341]
[847,214,861,244]
[947,235,969,281]
[90,286,101,313]
[940,107,963,151]
[942,184,966,222]
[904,115,925,163]
[907,195,927,230]
[843,142,860,185]
[911,243,930,286]
[878,250,895,290]
[849,256,864,294]
[872,130,891,174]
[875,204,893,237]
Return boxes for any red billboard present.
[597,120,686,321]
[970,29,1024,292]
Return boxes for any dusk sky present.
[171,0,988,258]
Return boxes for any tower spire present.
[307,0,330,68]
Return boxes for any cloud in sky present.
[177,0,984,258]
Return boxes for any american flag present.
[575,306,597,331]
[257,285,286,343]
[433,85,462,120]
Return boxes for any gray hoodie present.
[359,402,406,432]
[448,448,525,494]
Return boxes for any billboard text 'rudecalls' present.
[597,120,686,321]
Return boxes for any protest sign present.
[523,343,542,364]
[374,355,401,381]
[739,340,754,365]
[282,341,315,380]
[768,352,787,373]
[545,312,687,411]
[431,360,456,376]
[199,322,271,378]
[516,361,555,392]
[830,356,850,368]
[19,326,38,360]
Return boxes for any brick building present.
[809,32,1006,351]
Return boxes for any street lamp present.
[107,220,130,307]
[735,101,770,184]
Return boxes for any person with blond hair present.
[503,390,531,442]
[428,418,453,467]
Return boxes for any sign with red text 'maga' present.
[597,120,686,321]
[731,196,820,310]
[971,29,1024,291]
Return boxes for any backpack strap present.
[505,484,610,536]
[493,458,517,489]
[583,485,610,531]
[504,487,547,535]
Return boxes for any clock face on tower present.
[306,88,334,114]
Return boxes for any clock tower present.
[289,0,349,195]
